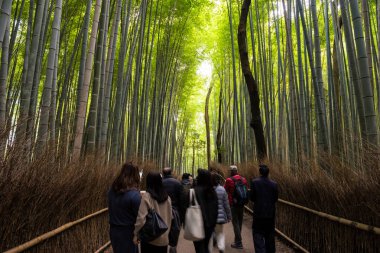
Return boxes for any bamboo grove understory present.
[0,0,379,171]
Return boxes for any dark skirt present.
[110,225,137,253]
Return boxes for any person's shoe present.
[219,250,224,253]
[231,242,243,249]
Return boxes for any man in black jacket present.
[162,167,183,253]
[250,165,278,253]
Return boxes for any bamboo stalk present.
[278,199,380,235]
[4,208,108,253]
[275,228,309,253]
[94,241,111,253]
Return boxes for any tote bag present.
[184,188,205,241]
[139,195,168,242]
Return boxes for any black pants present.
[253,230,275,253]
[231,206,244,243]
[141,241,168,253]
[252,218,276,253]
[193,226,214,253]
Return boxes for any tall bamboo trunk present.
[205,84,213,168]
[238,0,267,162]
[74,0,92,136]
[295,0,309,157]
[28,0,50,142]
[110,0,131,160]
[86,0,107,153]
[227,0,240,163]
[36,0,62,153]
[331,6,345,156]
[73,0,102,159]
[311,0,329,152]
[0,0,13,47]
[17,0,46,144]
[127,0,147,159]
[101,0,122,156]
[0,20,9,157]
[349,0,378,145]
[297,0,329,152]
[216,72,223,163]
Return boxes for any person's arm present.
[224,178,233,195]
[274,183,279,202]
[243,177,249,187]
[177,183,184,209]
[223,189,232,221]
[180,188,189,224]
[243,177,250,200]
[225,178,234,205]
[131,191,142,217]
[167,197,173,228]
[133,193,149,237]
[250,181,256,202]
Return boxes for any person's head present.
[162,167,172,177]
[211,173,222,186]
[229,165,238,176]
[197,169,215,198]
[259,164,270,177]
[146,171,168,203]
[182,173,190,181]
[197,169,212,187]
[112,162,140,193]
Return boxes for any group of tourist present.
[107,163,278,253]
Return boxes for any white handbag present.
[184,188,205,241]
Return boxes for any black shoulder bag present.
[139,195,168,242]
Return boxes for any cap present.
[229,165,238,171]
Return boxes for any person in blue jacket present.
[250,164,278,253]
[108,163,141,253]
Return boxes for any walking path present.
[104,213,294,253]
[177,213,294,253]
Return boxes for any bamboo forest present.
[0,0,379,252]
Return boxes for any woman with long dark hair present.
[182,169,218,253]
[108,163,141,253]
[133,171,172,253]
